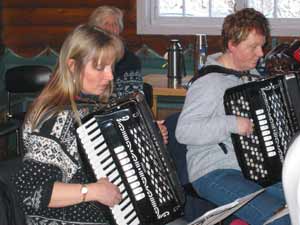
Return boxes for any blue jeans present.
[192,169,290,225]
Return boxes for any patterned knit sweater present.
[12,103,111,225]
[113,48,143,98]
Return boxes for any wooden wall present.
[0,0,298,57]
[0,0,222,57]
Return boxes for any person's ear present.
[67,58,76,73]
[228,40,237,53]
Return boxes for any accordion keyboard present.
[77,117,141,225]
[77,93,184,225]
[224,75,300,186]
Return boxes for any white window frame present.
[137,0,300,37]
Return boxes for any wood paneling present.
[1,0,133,55]
[1,0,298,57]
[3,0,130,8]
[2,8,92,25]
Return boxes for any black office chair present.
[0,65,52,156]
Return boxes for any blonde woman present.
[12,24,124,225]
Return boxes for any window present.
[137,0,300,36]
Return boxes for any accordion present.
[76,93,184,225]
[224,74,300,187]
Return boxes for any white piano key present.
[98,149,111,162]
[119,196,130,209]
[267,151,276,157]
[124,210,137,224]
[132,187,143,196]
[111,207,127,225]
[93,165,106,179]
[130,181,140,189]
[263,135,272,142]
[120,158,130,166]
[121,204,134,218]
[112,176,122,186]
[122,163,133,171]
[122,191,128,199]
[119,183,125,192]
[104,163,117,174]
[265,141,273,147]
[99,156,113,169]
[89,143,108,160]
[114,145,125,154]
[85,121,98,133]
[266,146,275,152]
[257,114,266,120]
[78,134,92,145]
[125,169,135,178]
[130,217,140,225]
[94,166,108,178]
[87,134,104,148]
[89,147,109,166]
[77,118,95,133]
[258,119,267,126]
[86,128,101,141]
[255,109,264,115]
[262,130,271,136]
[108,170,120,181]
[117,151,128,160]
[127,175,138,183]
[135,192,145,201]
[260,125,269,131]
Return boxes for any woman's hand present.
[236,116,253,136]
[157,120,168,144]
[88,178,121,207]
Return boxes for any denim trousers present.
[192,169,290,225]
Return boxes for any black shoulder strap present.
[186,65,260,89]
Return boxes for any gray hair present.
[88,6,124,32]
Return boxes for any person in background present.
[176,8,290,225]
[12,24,124,225]
[88,5,168,144]
[88,5,142,99]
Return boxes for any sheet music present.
[187,189,265,225]
[263,205,289,225]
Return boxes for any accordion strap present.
[187,65,260,89]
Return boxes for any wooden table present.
[144,74,192,118]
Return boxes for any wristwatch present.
[81,184,88,202]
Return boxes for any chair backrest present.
[143,82,153,108]
[5,65,52,93]
[164,112,189,186]
[282,133,300,225]
[4,65,52,117]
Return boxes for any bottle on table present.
[194,34,208,76]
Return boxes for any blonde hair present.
[88,6,124,32]
[27,24,124,129]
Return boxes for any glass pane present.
[159,0,183,16]
[248,0,274,18]
[277,0,300,18]
[211,0,236,17]
[185,0,209,17]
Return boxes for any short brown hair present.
[221,8,270,52]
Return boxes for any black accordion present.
[224,74,300,187]
[76,93,185,225]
